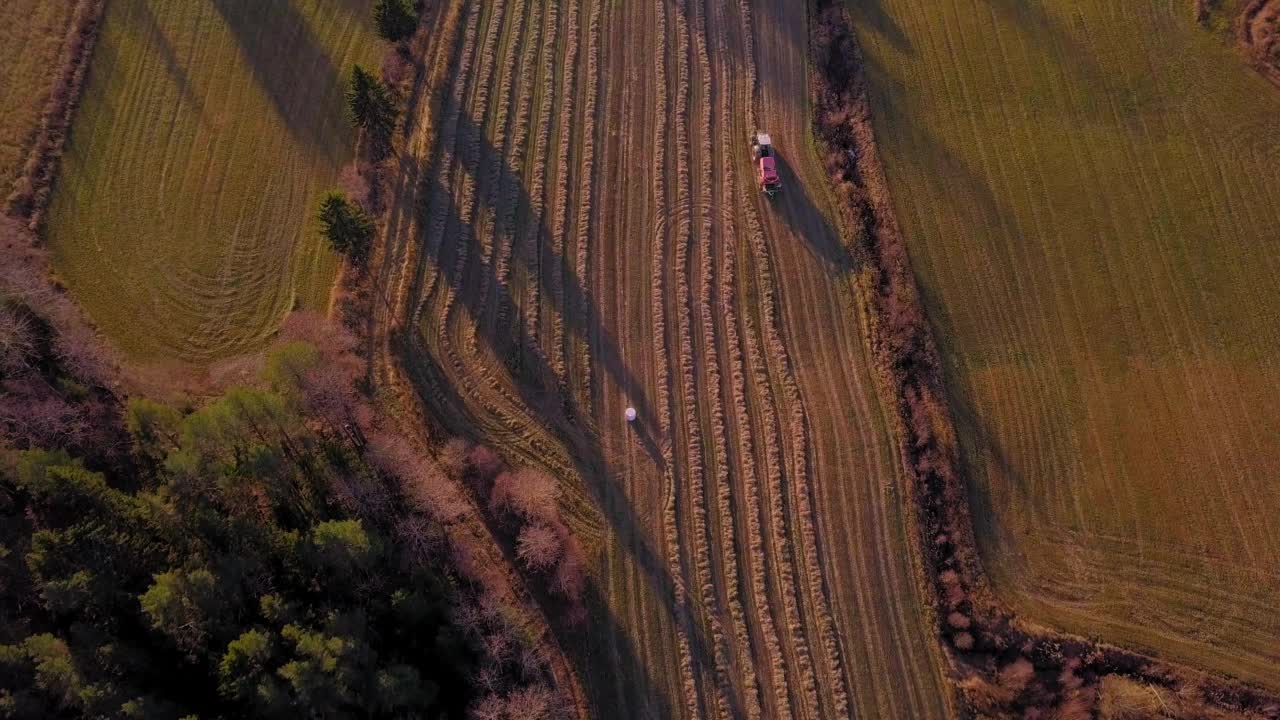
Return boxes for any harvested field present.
[0,0,80,194]
[852,0,1280,691]
[374,0,954,717]
[45,0,380,363]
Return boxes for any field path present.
[376,0,955,716]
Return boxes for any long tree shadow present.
[209,0,352,166]
[132,0,208,123]
[398,103,737,717]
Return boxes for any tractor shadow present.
[396,95,732,716]
[768,148,857,275]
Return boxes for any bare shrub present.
[503,683,558,720]
[439,437,472,479]
[366,431,468,522]
[551,536,586,602]
[339,161,372,211]
[516,523,562,570]
[471,694,506,720]
[0,306,36,373]
[489,468,558,521]
[468,445,505,488]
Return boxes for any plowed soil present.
[375,0,954,717]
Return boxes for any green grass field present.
[0,0,78,191]
[47,0,380,363]
[851,0,1280,688]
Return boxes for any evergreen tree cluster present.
[374,0,419,43]
[0,338,477,718]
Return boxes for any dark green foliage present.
[345,65,396,153]
[0,342,477,719]
[374,0,419,42]
[318,191,375,262]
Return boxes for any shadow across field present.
[398,103,743,716]
[130,0,207,123]
[209,0,352,165]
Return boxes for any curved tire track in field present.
[373,0,955,717]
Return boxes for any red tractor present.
[753,132,782,197]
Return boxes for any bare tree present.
[490,468,558,521]
[516,523,562,570]
[471,694,506,720]
[503,684,558,720]
[0,306,35,374]
[468,445,505,488]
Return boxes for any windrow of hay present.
[808,0,1280,717]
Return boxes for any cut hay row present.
[443,0,505,354]
[735,208,821,720]
[713,3,807,718]
[543,0,583,388]
[411,1,482,313]
[719,2,832,716]
[517,0,561,372]
[698,2,794,715]
[727,3,852,713]
[377,0,466,381]
[690,0,764,715]
[717,224,793,720]
[667,0,741,714]
[471,0,528,329]
[492,0,544,338]
[647,0,704,715]
[568,0,602,417]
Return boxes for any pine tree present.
[318,191,375,261]
[346,65,396,152]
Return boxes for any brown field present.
[373,0,954,717]
[0,1,79,194]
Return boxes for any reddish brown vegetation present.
[474,457,587,623]
[5,0,106,229]
[0,217,119,461]
[809,1,1280,717]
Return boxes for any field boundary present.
[808,0,1280,716]
[4,0,105,230]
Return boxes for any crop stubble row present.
[389,0,953,717]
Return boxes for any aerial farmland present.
[2,0,1279,718]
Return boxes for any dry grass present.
[0,1,80,196]
[852,0,1280,690]
[45,0,381,363]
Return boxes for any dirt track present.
[373,0,954,717]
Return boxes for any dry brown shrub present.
[468,445,505,487]
[999,657,1035,695]
[439,437,472,479]
[953,632,975,651]
[490,468,559,521]
[339,162,372,211]
[516,522,563,570]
